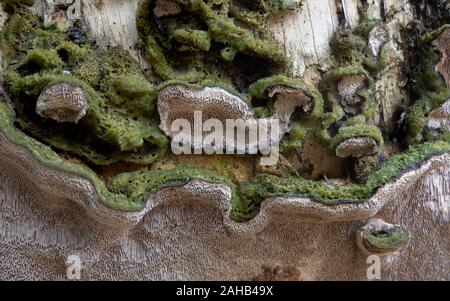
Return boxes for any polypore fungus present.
[158,82,317,154]
[153,0,182,17]
[35,82,89,124]
[432,27,450,88]
[337,74,367,106]
[356,218,409,256]
[353,154,380,181]
[158,84,252,132]
[335,137,378,158]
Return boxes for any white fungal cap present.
[335,137,378,158]
[268,85,313,124]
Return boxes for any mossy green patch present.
[108,165,239,205]
[330,18,385,72]
[365,230,409,251]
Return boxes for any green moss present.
[19,48,64,71]
[0,8,38,62]
[365,230,409,251]
[2,95,450,219]
[2,4,450,223]
[0,99,142,210]
[108,165,239,204]
[220,47,238,62]
[234,0,298,15]
[171,28,211,52]
[144,35,176,80]
[191,0,287,65]
[55,41,84,64]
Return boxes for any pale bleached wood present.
[342,0,360,29]
[269,0,343,76]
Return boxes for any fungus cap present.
[35,82,89,124]
[356,218,409,256]
[337,74,367,106]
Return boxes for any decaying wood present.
[0,0,449,280]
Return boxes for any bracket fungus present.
[356,218,409,256]
[153,0,182,17]
[268,85,314,122]
[35,82,89,123]
[330,120,383,159]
